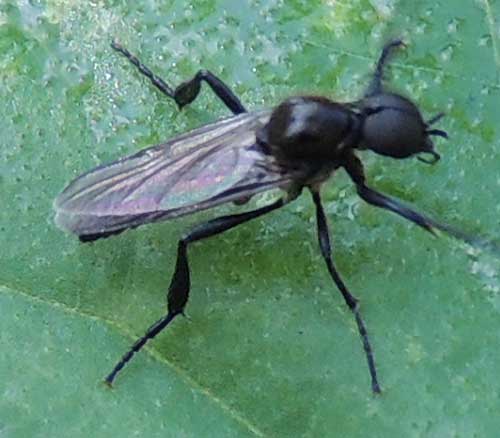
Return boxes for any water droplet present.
[478,34,491,47]
[440,45,454,62]
[415,22,427,35]
[447,18,459,34]
[480,85,490,95]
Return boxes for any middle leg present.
[311,189,381,394]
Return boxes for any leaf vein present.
[0,283,266,438]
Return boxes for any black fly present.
[55,39,461,393]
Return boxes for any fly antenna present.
[426,112,445,126]
[427,129,448,139]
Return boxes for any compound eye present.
[362,106,426,158]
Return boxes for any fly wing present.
[54,110,295,237]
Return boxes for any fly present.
[54,39,483,393]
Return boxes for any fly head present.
[357,92,448,164]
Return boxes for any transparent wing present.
[54,110,297,237]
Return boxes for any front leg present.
[365,39,405,97]
[343,153,500,256]
[311,189,381,394]
[343,152,438,234]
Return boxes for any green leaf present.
[1,1,499,437]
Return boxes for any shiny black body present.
[257,96,360,163]
[55,39,453,393]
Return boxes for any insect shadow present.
[54,39,485,393]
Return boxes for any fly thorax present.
[256,96,358,164]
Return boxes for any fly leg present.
[365,39,405,96]
[111,41,246,114]
[343,151,440,234]
[343,152,496,251]
[104,198,285,385]
[311,190,381,394]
